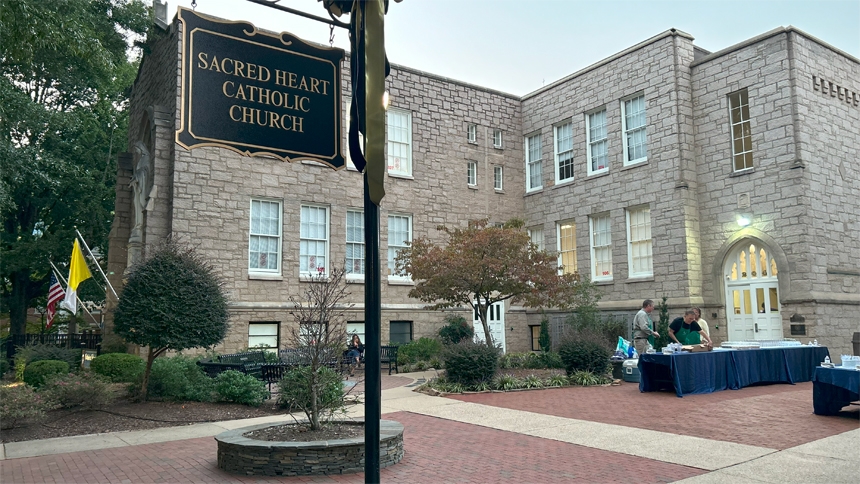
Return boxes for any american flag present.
[46,272,65,329]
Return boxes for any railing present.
[3,332,102,361]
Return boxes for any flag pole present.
[49,261,100,326]
[75,227,119,300]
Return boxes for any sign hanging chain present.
[329,24,335,47]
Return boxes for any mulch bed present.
[243,422,364,442]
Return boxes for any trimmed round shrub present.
[16,343,82,372]
[0,384,49,429]
[442,340,499,385]
[23,360,70,388]
[438,315,474,345]
[558,339,610,376]
[397,337,443,366]
[145,355,214,402]
[277,366,345,418]
[91,353,146,383]
[40,372,116,409]
[214,370,269,407]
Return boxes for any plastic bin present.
[622,359,640,383]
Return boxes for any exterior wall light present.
[736,213,752,227]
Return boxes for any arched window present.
[725,241,778,281]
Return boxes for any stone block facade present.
[110,12,858,360]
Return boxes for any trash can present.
[853,332,860,356]
[610,360,624,379]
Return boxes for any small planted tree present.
[280,267,352,430]
[114,239,229,400]
[654,296,671,351]
[538,319,551,353]
[396,219,583,347]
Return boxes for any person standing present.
[632,299,660,356]
[668,309,713,346]
[693,307,710,340]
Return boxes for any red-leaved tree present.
[395,219,582,346]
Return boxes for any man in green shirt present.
[668,309,713,346]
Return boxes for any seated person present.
[345,334,364,376]
[668,309,713,346]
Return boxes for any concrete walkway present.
[2,371,857,483]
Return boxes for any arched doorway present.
[723,241,783,340]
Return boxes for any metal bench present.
[380,345,399,375]
[217,351,268,378]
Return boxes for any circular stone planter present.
[215,420,404,476]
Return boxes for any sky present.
[164,0,860,96]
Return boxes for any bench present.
[381,345,399,375]
[217,351,269,378]
[197,360,244,378]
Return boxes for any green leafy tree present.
[114,239,229,400]
[0,0,149,336]
[395,219,583,347]
[654,296,671,351]
[539,319,551,353]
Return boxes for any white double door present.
[472,301,506,353]
[726,282,783,340]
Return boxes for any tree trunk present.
[479,304,493,347]
[310,368,320,430]
[140,346,156,401]
[8,270,30,336]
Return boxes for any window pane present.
[390,321,412,344]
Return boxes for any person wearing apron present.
[668,308,713,346]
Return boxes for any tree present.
[538,319,551,353]
[281,268,352,430]
[395,219,582,347]
[0,0,149,336]
[654,296,671,351]
[114,239,229,400]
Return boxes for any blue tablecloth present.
[812,366,860,415]
[639,346,830,397]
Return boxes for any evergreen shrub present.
[214,370,269,407]
[23,360,69,388]
[16,342,81,372]
[557,338,610,376]
[40,372,115,409]
[438,315,474,345]
[397,337,442,366]
[91,353,145,383]
[442,340,499,385]
[145,355,214,402]
[0,384,48,429]
[277,366,345,418]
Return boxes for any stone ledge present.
[215,420,404,476]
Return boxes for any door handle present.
[754,323,759,332]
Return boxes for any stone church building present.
[107,10,859,361]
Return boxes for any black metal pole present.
[364,174,381,483]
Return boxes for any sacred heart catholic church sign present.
[176,8,345,169]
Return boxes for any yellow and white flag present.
[62,239,92,315]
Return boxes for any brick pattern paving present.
[1,411,705,483]
[450,381,860,450]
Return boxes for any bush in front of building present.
[442,339,499,385]
[277,366,346,422]
[40,372,116,410]
[499,351,564,369]
[557,337,610,376]
[397,337,443,366]
[143,355,214,402]
[539,319,551,352]
[214,370,269,407]
[22,360,70,388]
[0,383,48,429]
[91,353,146,383]
[438,315,474,345]
[15,342,82,373]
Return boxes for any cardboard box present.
[682,344,712,353]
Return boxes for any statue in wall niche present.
[129,141,152,237]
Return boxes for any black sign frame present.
[176,8,346,169]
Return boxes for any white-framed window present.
[347,321,365,344]
[525,133,542,192]
[387,108,412,176]
[589,213,612,281]
[346,210,365,278]
[467,161,477,187]
[387,214,412,280]
[467,124,477,144]
[626,206,653,277]
[300,204,329,276]
[554,121,574,183]
[248,322,279,351]
[493,129,503,149]
[557,221,577,275]
[493,165,503,191]
[621,94,648,165]
[389,321,413,344]
[585,108,608,175]
[249,199,282,274]
[528,226,544,251]
[729,89,753,172]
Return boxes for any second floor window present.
[387,214,412,280]
[729,89,753,171]
[300,204,328,276]
[627,206,653,277]
[555,121,574,182]
[493,129,503,149]
[249,199,281,274]
[467,124,477,144]
[586,108,608,175]
[494,165,503,190]
[346,210,365,277]
[590,213,612,281]
[387,108,412,176]
[467,161,477,187]
[525,133,542,191]
[557,221,577,274]
[621,94,648,165]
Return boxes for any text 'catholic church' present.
[107,9,859,361]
